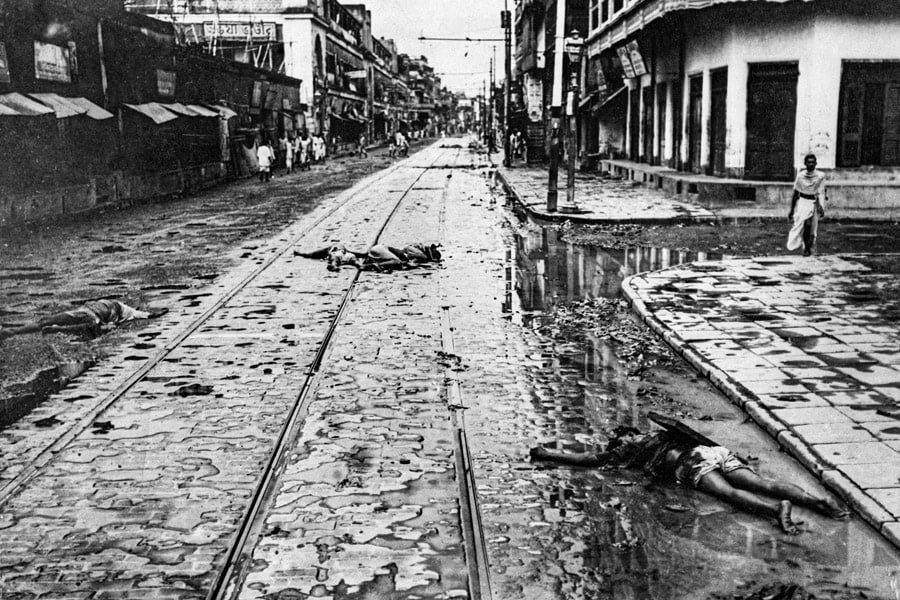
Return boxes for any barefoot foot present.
[779,500,801,535]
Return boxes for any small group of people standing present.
[508,130,527,166]
[257,130,327,183]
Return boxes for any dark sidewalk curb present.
[620,271,900,551]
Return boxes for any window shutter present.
[882,83,900,166]
[840,83,863,167]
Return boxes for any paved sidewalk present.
[496,164,716,224]
[622,254,900,546]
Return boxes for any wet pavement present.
[1,140,899,599]
[623,255,900,549]
[496,164,716,224]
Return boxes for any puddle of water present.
[495,219,900,598]
[511,228,722,313]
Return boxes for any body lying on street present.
[0,299,166,340]
[531,417,848,535]
[295,242,442,272]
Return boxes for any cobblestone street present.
[1,141,900,599]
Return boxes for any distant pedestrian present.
[257,139,273,182]
[357,133,368,158]
[284,134,295,174]
[396,131,409,157]
[297,132,311,170]
[278,134,290,170]
[787,153,826,256]
[388,135,397,158]
[312,134,326,163]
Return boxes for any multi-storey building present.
[125,0,410,144]
[582,0,900,206]
[398,54,441,135]
[512,0,588,162]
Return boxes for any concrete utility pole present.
[547,0,566,211]
[503,2,512,167]
[489,54,495,152]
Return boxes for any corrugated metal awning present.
[28,93,85,118]
[596,86,628,112]
[66,97,114,120]
[160,102,197,117]
[208,104,238,119]
[124,102,178,125]
[0,92,55,116]
[185,104,219,117]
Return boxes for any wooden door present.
[629,88,640,161]
[671,80,683,170]
[657,82,667,165]
[688,75,702,173]
[710,69,727,175]
[745,62,798,181]
[642,86,654,163]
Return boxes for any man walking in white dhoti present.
[787,154,826,256]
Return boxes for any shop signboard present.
[34,41,70,83]
[617,46,636,79]
[346,70,366,79]
[596,63,608,93]
[157,69,176,98]
[525,75,543,122]
[251,80,264,113]
[0,43,10,84]
[627,40,647,76]
[203,21,276,40]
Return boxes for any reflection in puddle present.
[511,227,724,314]
[490,221,899,599]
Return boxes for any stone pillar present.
[700,68,711,173]
[725,60,748,178]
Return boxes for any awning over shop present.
[123,102,178,125]
[208,104,238,119]
[65,97,114,120]
[185,104,219,117]
[596,86,628,112]
[0,92,55,116]
[579,91,599,109]
[160,102,198,117]
[28,93,85,118]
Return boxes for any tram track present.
[0,144,496,600]
[206,154,444,600]
[0,153,433,512]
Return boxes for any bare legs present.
[696,468,848,534]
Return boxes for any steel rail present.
[207,151,446,600]
[0,158,413,510]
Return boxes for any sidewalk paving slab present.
[622,253,900,548]
[496,164,717,224]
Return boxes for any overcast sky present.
[361,0,508,97]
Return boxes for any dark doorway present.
[838,62,900,167]
[709,68,727,175]
[688,75,702,173]
[629,88,639,161]
[671,80,683,170]
[642,85,654,163]
[657,82,667,166]
[745,62,798,181]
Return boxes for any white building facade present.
[583,0,900,203]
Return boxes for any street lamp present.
[563,29,584,212]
